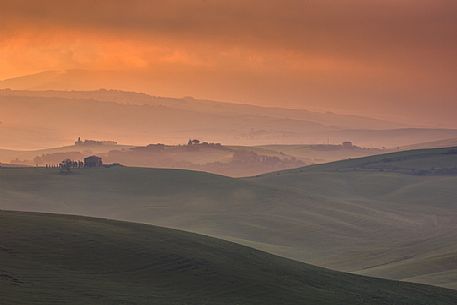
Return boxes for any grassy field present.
[1,210,456,305]
[1,147,456,289]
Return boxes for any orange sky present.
[1,0,457,127]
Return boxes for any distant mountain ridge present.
[0,86,405,130]
[3,88,457,149]
[1,70,405,130]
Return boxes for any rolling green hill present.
[1,147,457,289]
[1,210,456,305]
[250,147,457,288]
[263,146,457,175]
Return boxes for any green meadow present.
[1,147,456,289]
[1,210,456,305]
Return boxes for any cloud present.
[2,1,456,52]
[0,0,456,125]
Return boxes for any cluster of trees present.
[187,139,222,147]
[35,152,84,166]
[59,159,84,173]
[184,139,223,152]
[131,143,166,152]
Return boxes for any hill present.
[4,88,457,149]
[1,147,457,289]
[250,147,457,288]
[0,141,305,177]
[0,92,333,149]
[263,146,457,175]
[0,143,132,164]
[0,81,403,130]
[257,143,388,164]
[1,210,456,305]
[401,137,457,150]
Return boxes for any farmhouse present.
[84,156,103,168]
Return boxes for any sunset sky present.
[1,0,457,126]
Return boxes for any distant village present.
[56,138,226,170]
[1,137,386,176]
[131,138,223,153]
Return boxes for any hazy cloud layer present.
[1,0,456,126]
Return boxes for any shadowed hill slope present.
[1,210,457,305]
[1,147,457,289]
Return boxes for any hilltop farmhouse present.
[84,156,103,168]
